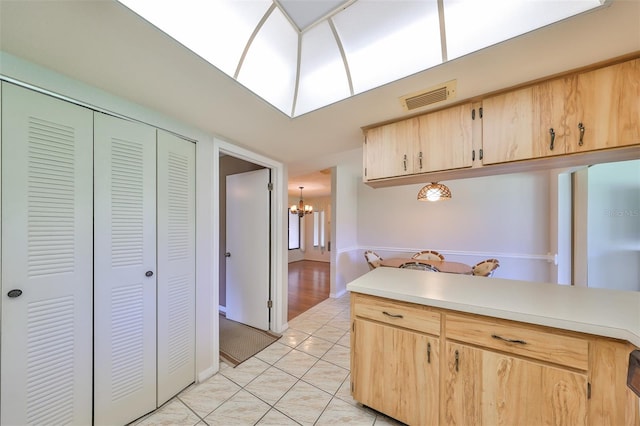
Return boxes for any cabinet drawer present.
[445,314,588,370]
[353,294,440,336]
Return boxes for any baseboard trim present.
[330,288,347,298]
[197,366,217,383]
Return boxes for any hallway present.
[288,260,330,321]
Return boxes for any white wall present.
[356,171,553,282]
[587,160,640,291]
[332,165,362,297]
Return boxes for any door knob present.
[225,252,231,258]
[145,271,154,277]
[7,289,22,298]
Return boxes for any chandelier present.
[290,186,313,218]
[417,182,452,202]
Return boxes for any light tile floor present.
[133,293,404,426]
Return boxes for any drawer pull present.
[491,334,527,345]
[427,342,431,364]
[382,311,404,319]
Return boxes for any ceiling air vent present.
[400,80,457,111]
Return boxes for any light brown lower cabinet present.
[352,318,439,425]
[350,293,640,426]
[443,342,588,425]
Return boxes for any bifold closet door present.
[156,130,196,405]
[93,113,157,426]
[1,83,93,425]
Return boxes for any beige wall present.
[355,171,552,282]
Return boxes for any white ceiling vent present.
[400,80,457,111]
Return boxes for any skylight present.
[118,0,605,118]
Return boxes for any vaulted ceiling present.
[118,0,604,117]
[1,0,638,184]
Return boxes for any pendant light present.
[417,182,452,202]
[290,186,313,217]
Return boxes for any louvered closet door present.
[156,130,195,405]
[93,113,157,426]
[1,83,93,425]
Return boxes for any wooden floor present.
[288,260,330,321]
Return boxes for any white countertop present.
[347,267,640,347]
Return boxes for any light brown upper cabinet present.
[364,103,473,181]
[482,58,640,165]
[417,102,473,173]
[363,57,639,185]
[571,58,640,153]
[364,117,420,180]
[482,76,575,164]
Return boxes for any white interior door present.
[93,113,157,426]
[226,168,270,330]
[156,130,196,405]
[1,83,93,425]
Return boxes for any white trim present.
[360,246,554,261]
[213,138,286,334]
[218,305,227,314]
[197,366,217,384]
[336,246,360,254]
[330,288,348,298]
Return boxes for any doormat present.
[219,314,281,367]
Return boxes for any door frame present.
[212,138,286,336]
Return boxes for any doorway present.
[287,169,332,319]
[217,155,265,322]
[213,139,287,371]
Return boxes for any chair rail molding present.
[360,246,555,262]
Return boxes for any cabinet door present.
[364,118,419,180]
[443,342,482,425]
[444,342,588,425]
[1,83,93,426]
[482,78,573,164]
[571,58,640,152]
[418,103,473,172]
[156,131,196,405]
[93,113,158,426]
[352,319,438,425]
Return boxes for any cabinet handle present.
[472,150,475,161]
[491,334,527,345]
[454,350,459,372]
[427,342,431,364]
[418,152,423,170]
[479,149,483,160]
[382,311,403,319]
[578,122,585,146]
[549,128,555,151]
[403,154,407,171]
